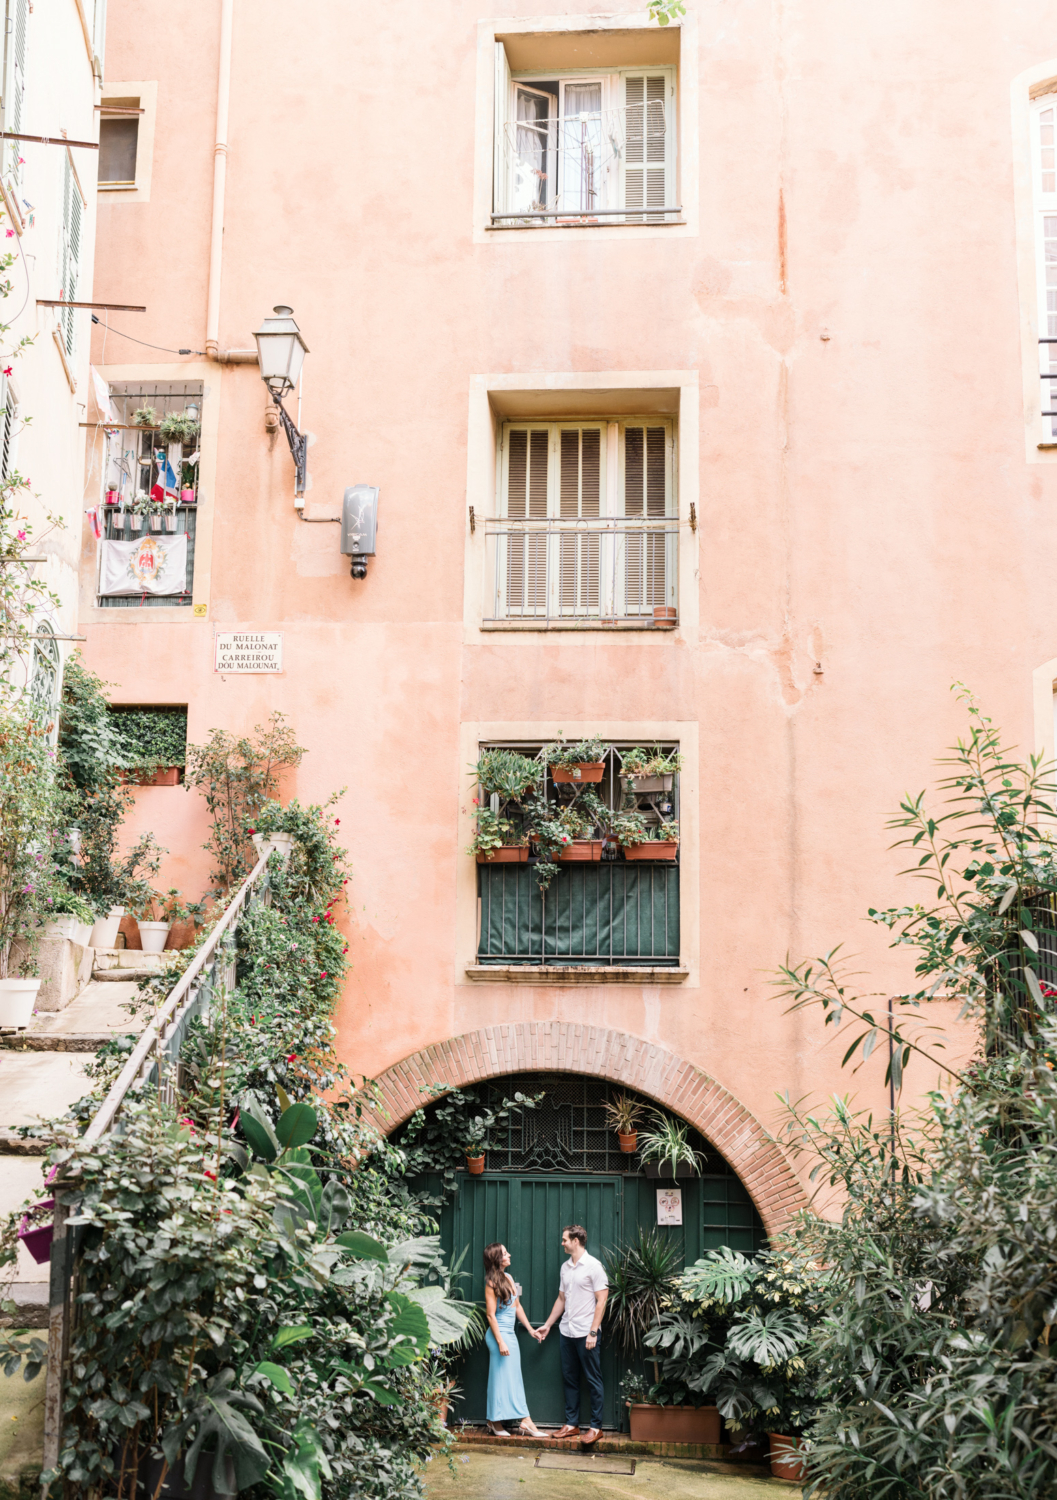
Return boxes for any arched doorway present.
[393,1070,769,1430]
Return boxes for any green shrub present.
[108,706,188,769]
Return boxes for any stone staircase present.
[0,950,171,1329]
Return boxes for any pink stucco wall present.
[80,0,1053,1205]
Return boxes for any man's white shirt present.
[558,1251,608,1338]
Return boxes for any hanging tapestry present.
[99,534,188,596]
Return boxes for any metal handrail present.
[83,850,269,1141]
[43,850,273,1472]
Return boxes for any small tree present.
[184,713,305,898]
[0,701,69,975]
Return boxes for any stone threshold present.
[465,965,688,985]
[453,1429,769,1470]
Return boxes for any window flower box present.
[620,773,674,794]
[476,846,530,864]
[134,766,181,787]
[623,841,679,861]
[558,839,605,861]
[552,762,605,784]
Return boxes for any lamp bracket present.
[273,394,307,496]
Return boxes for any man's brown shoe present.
[553,1425,580,1439]
[580,1428,601,1446]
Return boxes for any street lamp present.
[253,305,309,495]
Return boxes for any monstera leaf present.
[406,1284,482,1347]
[161,1369,268,1494]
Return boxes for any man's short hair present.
[563,1224,587,1247]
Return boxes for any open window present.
[493,36,677,226]
[486,419,677,624]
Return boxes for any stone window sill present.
[465,964,688,985]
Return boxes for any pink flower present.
[16,528,25,540]
[4,231,11,239]
[342,946,348,954]
[335,817,340,825]
[287,1053,297,1062]
[320,972,327,980]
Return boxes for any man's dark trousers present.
[560,1332,604,1428]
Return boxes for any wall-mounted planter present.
[476,846,529,864]
[164,513,178,532]
[89,906,125,949]
[652,606,678,628]
[133,766,181,787]
[466,1154,485,1175]
[148,515,163,533]
[623,841,679,861]
[620,773,674,794]
[552,763,605,784]
[18,1199,54,1264]
[0,977,42,1028]
[558,840,605,861]
[767,1434,807,1482]
[627,1404,720,1445]
[643,1160,696,1179]
[618,1132,638,1153]
[130,514,143,532]
[137,920,172,954]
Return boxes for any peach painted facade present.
[76,0,1057,1219]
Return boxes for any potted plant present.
[469,809,529,863]
[42,889,96,947]
[133,405,158,428]
[616,813,680,862]
[147,498,165,533]
[163,497,178,533]
[619,746,684,794]
[249,800,299,861]
[17,1197,55,1264]
[464,1119,488,1174]
[158,411,200,444]
[89,903,127,950]
[604,1230,681,1369]
[603,1091,646,1152]
[129,494,147,532]
[767,1432,808,1482]
[637,1113,702,1179]
[129,890,172,954]
[546,737,609,783]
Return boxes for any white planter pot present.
[43,917,78,942]
[137,920,172,954]
[73,921,94,947]
[252,832,295,860]
[0,977,41,1028]
[89,905,126,949]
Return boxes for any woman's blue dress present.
[485,1282,530,1421]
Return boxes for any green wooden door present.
[453,1175,623,1427]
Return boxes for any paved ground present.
[0,1052,91,1130]
[0,1361,46,1483]
[427,1451,792,1500]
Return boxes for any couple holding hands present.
[483,1225,608,1443]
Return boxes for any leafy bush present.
[0,701,71,975]
[395,1086,542,1196]
[108,706,187,769]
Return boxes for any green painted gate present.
[452,1175,623,1428]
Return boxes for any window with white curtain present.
[493,45,677,226]
[485,420,677,624]
[1033,94,1057,438]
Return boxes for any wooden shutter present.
[623,73,669,220]
[1036,100,1057,439]
[6,0,27,190]
[504,426,548,615]
[60,156,81,355]
[623,424,670,611]
[558,427,601,613]
[493,42,512,214]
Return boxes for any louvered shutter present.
[493,42,512,214]
[1035,100,1057,439]
[623,73,669,221]
[504,427,548,615]
[6,0,27,190]
[558,427,601,613]
[623,424,670,611]
[60,157,81,355]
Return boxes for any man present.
[538,1224,608,1444]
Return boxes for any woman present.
[483,1242,546,1437]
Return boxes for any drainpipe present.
[205,0,256,364]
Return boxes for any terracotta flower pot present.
[466,1154,485,1175]
[652,606,678,627]
[767,1433,807,1482]
[558,839,605,861]
[551,762,605,783]
[627,1404,720,1445]
[476,845,529,863]
[618,1132,638,1153]
[623,841,679,861]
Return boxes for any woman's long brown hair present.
[483,1242,512,1305]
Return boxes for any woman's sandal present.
[518,1423,546,1438]
[486,1422,511,1437]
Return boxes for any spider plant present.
[603,1228,682,1372]
[637,1113,702,1178]
[602,1091,647,1136]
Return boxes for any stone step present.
[2,979,146,1052]
[91,947,170,976]
[0,1052,92,1139]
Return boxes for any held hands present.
[534,1325,549,1343]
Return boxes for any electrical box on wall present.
[340,485,380,578]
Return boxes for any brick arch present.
[369,1023,807,1238]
